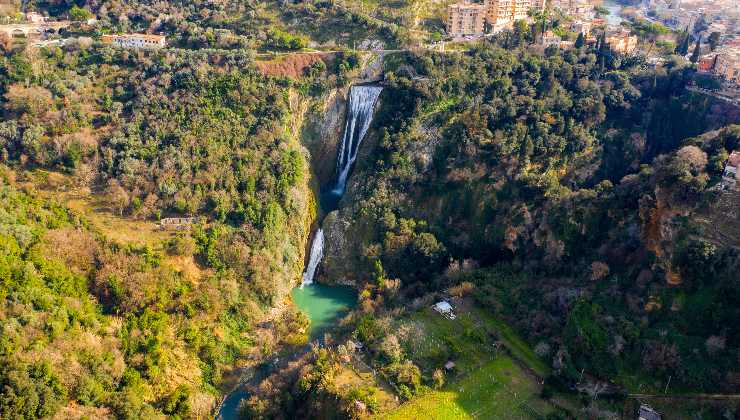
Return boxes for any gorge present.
[293,84,383,331]
[219,83,383,419]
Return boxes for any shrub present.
[165,234,196,256]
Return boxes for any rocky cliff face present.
[301,87,349,188]
[269,90,317,299]
[299,57,388,286]
[320,209,361,285]
[319,108,442,287]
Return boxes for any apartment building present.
[606,29,638,53]
[447,0,547,36]
[698,46,740,84]
[447,1,488,37]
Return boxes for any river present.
[600,0,626,26]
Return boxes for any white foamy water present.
[300,229,324,288]
[331,85,383,197]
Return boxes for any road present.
[629,393,740,401]
[686,85,740,106]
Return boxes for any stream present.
[217,84,383,419]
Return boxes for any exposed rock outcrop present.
[301,87,348,186]
[320,209,359,285]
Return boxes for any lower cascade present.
[300,228,324,288]
[331,85,383,196]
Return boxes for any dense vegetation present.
[1,1,738,418]
[0,41,317,301]
[0,175,261,417]
[326,42,739,395]
[0,35,321,418]
[25,0,413,50]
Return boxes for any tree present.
[0,361,66,419]
[512,20,528,47]
[162,385,191,418]
[5,84,53,118]
[707,31,720,51]
[528,9,549,42]
[69,6,92,21]
[690,36,701,63]
[432,369,445,389]
[379,335,403,363]
[676,31,691,55]
[575,32,585,49]
[598,32,608,75]
[106,179,129,216]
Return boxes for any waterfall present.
[300,85,381,289]
[300,229,324,288]
[331,85,383,197]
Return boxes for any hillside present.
[1,1,739,419]
[22,0,437,50]
[320,45,739,401]
[0,39,336,418]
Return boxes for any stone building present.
[571,19,592,36]
[697,46,740,85]
[722,150,740,189]
[606,29,638,53]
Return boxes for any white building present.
[722,151,740,189]
[101,34,166,49]
[541,30,562,48]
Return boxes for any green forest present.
[331,45,738,391]
[0,0,738,419]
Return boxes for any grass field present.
[335,360,400,413]
[376,301,559,419]
[398,305,550,378]
[382,356,552,419]
[21,169,209,281]
[473,310,551,377]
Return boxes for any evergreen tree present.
[707,31,720,51]
[575,32,585,49]
[599,32,608,55]
[598,32,609,76]
[676,31,691,56]
[690,36,702,63]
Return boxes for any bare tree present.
[106,179,129,216]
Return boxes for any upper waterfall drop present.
[331,85,383,197]
[300,228,324,288]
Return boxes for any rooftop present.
[638,404,662,420]
[105,33,166,42]
[433,301,453,312]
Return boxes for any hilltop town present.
[446,0,738,93]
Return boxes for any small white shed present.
[432,301,456,320]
